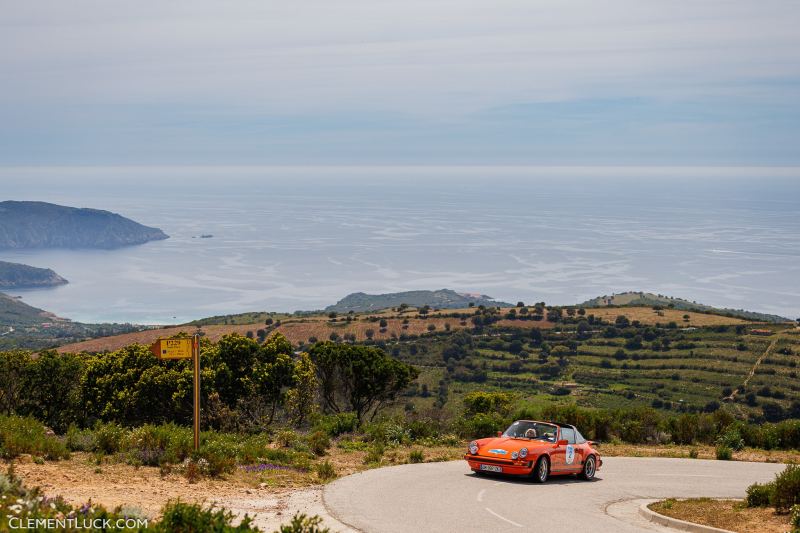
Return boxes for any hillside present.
[0,201,168,249]
[581,291,790,323]
[0,260,68,289]
[0,292,58,326]
[325,289,512,313]
[52,301,800,424]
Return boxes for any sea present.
[1,166,798,325]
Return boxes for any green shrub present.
[364,444,384,465]
[276,513,331,533]
[715,444,732,461]
[276,429,298,447]
[196,439,237,477]
[716,426,745,451]
[313,412,359,437]
[306,431,330,456]
[315,460,336,481]
[457,413,505,439]
[789,504,799,532]
[125,424,192,466]
[688,448,699,459]
[363,421,409,445]
[93,421,128,454]
[773,464,800,513]
[154,500,258,531]
[66,424,97,452]
[746,482,774,507]
[0,415,69,460]
[409,449,424,463]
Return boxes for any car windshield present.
[502,421,558,441]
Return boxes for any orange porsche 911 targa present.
[464,420,602,482]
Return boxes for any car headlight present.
[469,441,478,455]
[519,447,528,459]
[511,451,519,460]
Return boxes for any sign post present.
[150,335,201,452]
[192,334,200,452]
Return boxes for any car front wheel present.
[532,456,549,483]
[580,455,596,480]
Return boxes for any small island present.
[0,260,68,289]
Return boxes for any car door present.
[550,427,567,472]
[559,427,581,472]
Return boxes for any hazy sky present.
[1,0,799,165]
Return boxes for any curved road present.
[324,457,784,532]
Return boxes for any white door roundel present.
[565,445,575,465]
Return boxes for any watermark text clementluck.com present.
[7,517,149,530]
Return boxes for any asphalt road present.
[323,457,784,532]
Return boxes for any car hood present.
[474,436,552,457]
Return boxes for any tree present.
[285,353,318,426]
[0,350,28,415]
[309,343,418,421]
[365,328,375,339]
[379,318,388,328]
[21,351,84,432]
[252,333,296,424]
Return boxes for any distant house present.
[750,329,773,336]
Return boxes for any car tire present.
[532,456,549,483]
[580,455,596,480]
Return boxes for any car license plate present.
[480,464,502,473]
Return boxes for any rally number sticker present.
[565,445,575,465]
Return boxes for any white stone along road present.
[322,457,785,532]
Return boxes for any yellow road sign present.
[150,337,193,359]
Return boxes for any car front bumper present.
[464,453,535,475]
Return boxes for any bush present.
[364,444,384,465]
[773,464,800,513]
[196,439,237,477]
[457,412,506,438]
[315,460,336,481]
[715,444,732,461]
[276,429,298,448]
[155,500,258,531]
[125,424,192,466]
[277,513,331,533]
[306,431,330,456]
[688,448,699,459]
[790,504,799,532]
[93,421,128,454]
[363,421,409,445]
[716,426,745,451]
[313,412,359,437]
[65,424,96,452]
[746,482,774,507]
[0,415,69,460]
[409,449,424,463]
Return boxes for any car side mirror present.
[497,431,503,437]
[557,439,568,446]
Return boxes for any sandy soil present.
[650,499,792,533]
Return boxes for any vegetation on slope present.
[582,291,790,323]
[0,201,167,249]
[324,289,512,313]
[0,260,67,289]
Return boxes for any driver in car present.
[525,427,538,439]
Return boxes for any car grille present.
[466,454,514,465]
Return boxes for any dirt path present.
[7,454,353,531]
[725,333,783,402]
